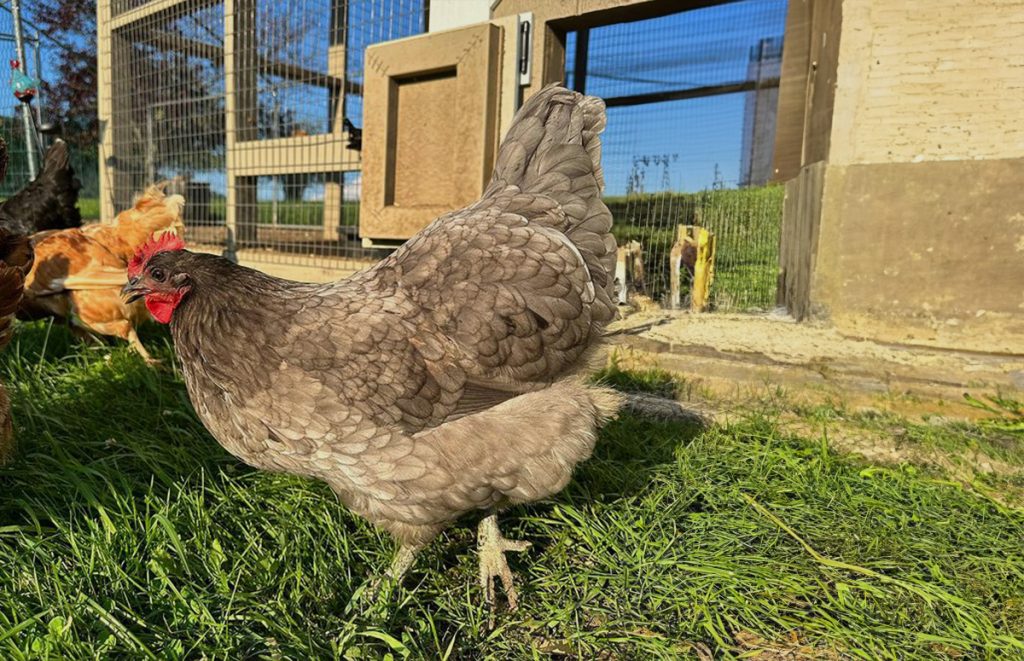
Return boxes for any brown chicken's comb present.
[128,233,186,278]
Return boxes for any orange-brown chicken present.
[20,184,184,362]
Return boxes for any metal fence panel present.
[105,0,425,274]
[104,0,787,306]
[568,0,788,312]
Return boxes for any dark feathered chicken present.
[122,85,621,610]
[0,139,81,235]
[0,137,35,462]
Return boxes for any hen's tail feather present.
[487,84,616,324]
[38,140,82,230]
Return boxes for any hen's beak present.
[121,276,148,304]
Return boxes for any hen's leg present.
[69,322,102,346]
[356,544,421,609]
[385,544,420,584]
[126,328,160,365]
[477,513,531,616]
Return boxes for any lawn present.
[0,323,1021,658]
[78,197,100,222]
[76,197,359,228]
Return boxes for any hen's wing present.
[213,281,466,433]
[380,85,616,394]
[24,229,127,297]
[386,195,600,391]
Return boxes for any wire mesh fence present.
[105,0,425,272]
[103,0,788,310]
[607,187,784,311]
[568,0,788,312]
[0,8,98,206]
[0,33,41,199]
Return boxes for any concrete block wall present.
[780,0,1024,355]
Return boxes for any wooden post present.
[629,240,645,294]
[615,240,645,305]
[669,238,683,309]
[322,32,347,241]
[689,226,716,313]
[615,243,629,305]
[96,0,115,223]
[226,0,258,246]
[322,172,342,241]
[668,225,716,312]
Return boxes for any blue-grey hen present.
[122,85,621,611]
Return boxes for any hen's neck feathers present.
[167,252,309,349]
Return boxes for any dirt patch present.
[637,312,1023,375]
[614,383,1023,508]
[732,630,843,660]
[785,416,1022,508]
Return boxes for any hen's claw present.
[127,329,159,365]
[477,514,531,618]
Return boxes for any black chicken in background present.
[0,135,35,344]
[343,118,362,151]
[0,138,81,236]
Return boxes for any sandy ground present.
[609,309,1024,385]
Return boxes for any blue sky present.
[566,0,788,194]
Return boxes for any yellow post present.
[689,226,716,313]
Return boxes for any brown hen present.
[21,184,184,362]
[122,85,620,611]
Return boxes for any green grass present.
[77,197,100,222]
[0,198,101,223]
[207,198,360,228]
[0,324,1021,658]
[76,197,359,228]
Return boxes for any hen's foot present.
[127,329,160,366]
[477,514,531,619]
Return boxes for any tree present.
[31,0,98,147]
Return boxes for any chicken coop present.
[98,0,790,308]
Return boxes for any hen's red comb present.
[128,233,185,278]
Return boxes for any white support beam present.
[110,0,219,30]
[97,0,115,223]
[229,134,360,176]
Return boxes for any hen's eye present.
[150,267,166,281]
